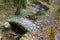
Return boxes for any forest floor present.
[0,3,60,40]
[0,4,16,25]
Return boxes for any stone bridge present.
[8,17,39,33]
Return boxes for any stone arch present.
[9,21,28,35]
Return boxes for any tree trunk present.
[15,0,23,16]
[15,0,27,16]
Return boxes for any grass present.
[0,5,5,10]
[56,7,60,14]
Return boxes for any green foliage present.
[20,38,24,40]
[19,32,31,40]
[56,8,60,14]
[0,5,5,10]
[0,26,4,35]
[23,0,27,8]
[55,7,60,20]
[44,0,49,2]
[13,0,19,6]
[0,0,3,3]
